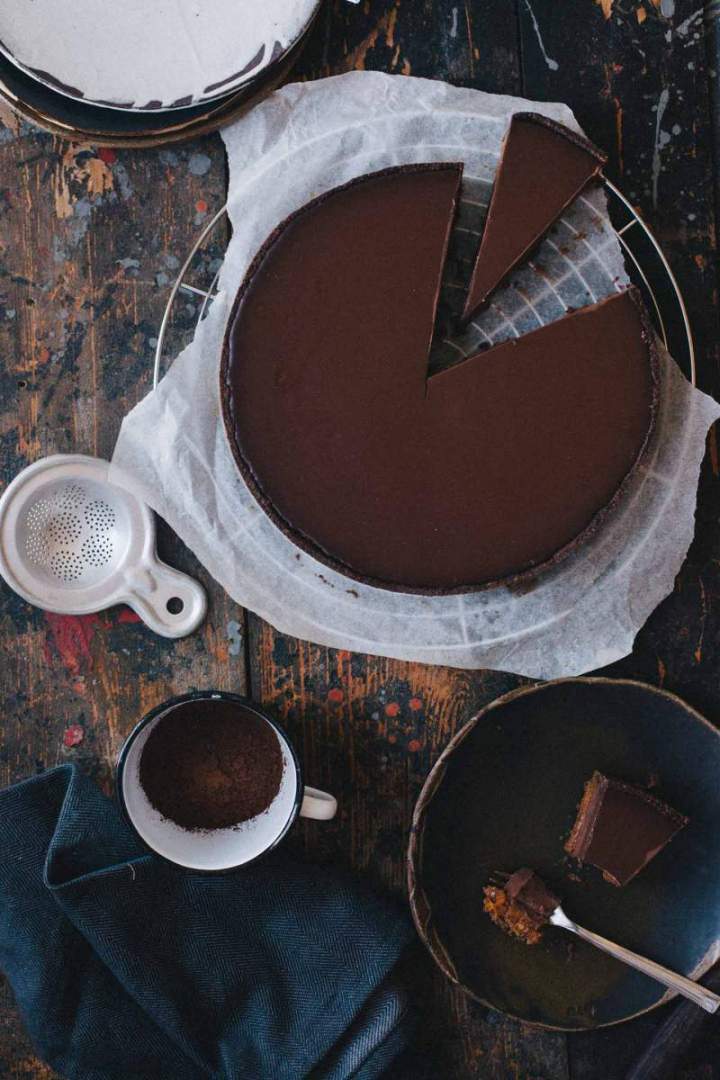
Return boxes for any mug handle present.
[300,786,338,821]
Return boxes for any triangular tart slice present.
[462,112,606,322]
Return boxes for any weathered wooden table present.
[1,2,719,1077]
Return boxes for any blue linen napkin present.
[0,764,414,1079]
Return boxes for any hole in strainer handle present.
[125,562,207,639]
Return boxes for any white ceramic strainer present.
[0,455,206,638]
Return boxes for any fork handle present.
[559,916,720,1014]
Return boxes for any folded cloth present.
[0,765,415,1080]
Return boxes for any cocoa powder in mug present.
[139,700,284,830]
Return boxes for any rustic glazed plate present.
[0,0,320,112]
[0,24,310,148]
[408,678,720,1029]
[0,47,213,137]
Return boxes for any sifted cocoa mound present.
[139,700,284,830]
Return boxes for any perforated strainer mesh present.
[23,482,119,584]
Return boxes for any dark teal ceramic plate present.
[408,678,720,1029]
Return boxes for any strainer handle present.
[124,559,207,639]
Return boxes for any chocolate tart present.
[483,869,559,946]
[463,112,607,321]
[221,163,659,594]
[565,771,688,887]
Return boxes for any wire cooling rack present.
[153,178,695,389]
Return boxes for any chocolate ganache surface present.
[462,113,606,321]
[221,163,658,593]
[565,771,688,887]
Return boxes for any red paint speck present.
[408,739,422,753]
[196,198,208,214]
[327,688,343,703]
[385,702,400,717]
[98,147,117,164]
[117,608,142,624]
[44,613,101,676]
[409,697,422,711]
[63,725,84,748]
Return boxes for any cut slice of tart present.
[462,112,606,322]
[565,771,688,887]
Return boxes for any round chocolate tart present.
[221,164,659,594]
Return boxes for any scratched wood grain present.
[0,129,242,1076]
[0,0,718,1078]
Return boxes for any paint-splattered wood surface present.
[0,2,718,1078]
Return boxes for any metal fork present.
[490,872,720,1014]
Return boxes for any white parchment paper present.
[112,72,720,678]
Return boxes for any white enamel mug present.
[117,691,337,872]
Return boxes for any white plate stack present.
[0,0,324,146]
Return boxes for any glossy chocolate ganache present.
[462,112,607,321]
[221,155,658,593]
[565,771,688,887]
